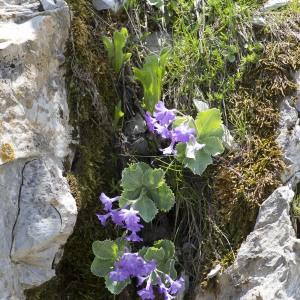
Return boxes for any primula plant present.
[133,49,169,113]
[145,101,225,175]
[120,162,175,222]
[91,164,184,299]
[103,27,132,73]
[93,22,225,299]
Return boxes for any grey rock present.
[0,1,77,299]
[92,0,123,12]
[125,114,147,136]
[207,264,221,279]
[40,0,66,10]
[253,16,267,27]
[262,0,290,11]
[197,186,299,300]
[277,78,300,182]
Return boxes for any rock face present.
[0,1,77,299]
[197,70,300,299]
[196,187,300,300]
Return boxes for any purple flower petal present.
[110,209,125,226]
[172,124,195,143]
[154,101,176,126]
[161,141,176,155]
[136,276,148,287]
[96,213,110,226]
[168,277,185,295]
[120,207,144,232]
[111,253,156,282]
[137,285,155,300]
[109,269,130,282]
[99,193,120,212]
[154,123,172,139]
[145,112,156,133]
[127,231,143,242]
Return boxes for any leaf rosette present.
[119,162,175,222]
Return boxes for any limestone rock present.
[197,186,300,300]
[0,1,77,299]
[277,74,300,183]
[92,0,123,12]
[262,0,290,11]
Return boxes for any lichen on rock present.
[0,143,15,162]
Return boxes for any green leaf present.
[176,143,213,176]
[133,50,169,113]
[150,184,175,212]
[92,240,118,260]
[105,276,130,295]
[114,101,124,126]
[103,28,131,73]
[195,108,224,139]
[120,163,174,218]
[143,168,164,190]
[159,259,177,279]
[119,188,141,208]
[91,257,114,277]
[144,247,165,263]
[138,247,148,257]
[102,36,113,61]
[201,136,224,156]
[115,237,128,256]
[121,163,144,191]
[172,116,190,128]
[133,194,158,222]
[153,240,175,260]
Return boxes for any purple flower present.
[120,207,144,232]
[137,285,155,300]
[127,231,143,242]
[168,276,185,295]
[154,123,172,139]
[110,268,130,282]
[137,276,148,287]
[172,124,195,143]
[110,253,156,283]
[99,193,119,212]
[96,213,110,225]
[110,209,125,226]
[158,281,175,300]
[161,141,176,155]
[153,101,176,126]
[145,112,156,133]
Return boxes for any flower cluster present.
[145,101,199,155]
[110,252,184,300]
[97,193,143,242]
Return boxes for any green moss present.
[292,196,300,218]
